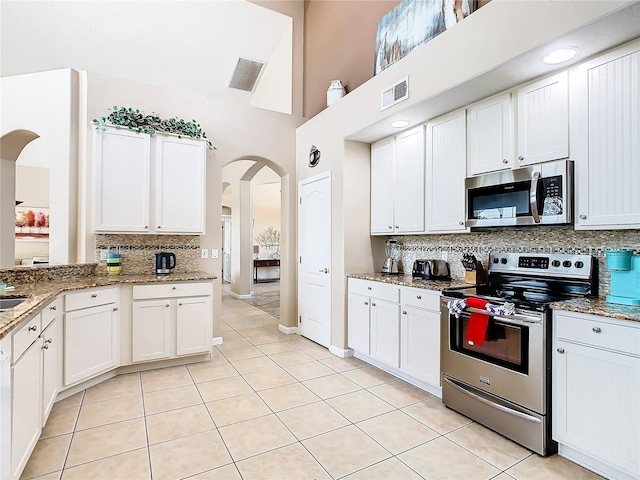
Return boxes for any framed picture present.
[15,207,49,239]
[375,0,476,75]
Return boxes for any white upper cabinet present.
[572,40,640,230]
[370,137,396,235]
[93,127,207,234]
[467,92,513,175]
[93,128,151,232]
[154,135,207,233]
[517,71,569,166]
[370,127,425,235]
[425,110,468,233]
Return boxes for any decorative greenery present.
[93,106,215,149]
[255,226,280,248]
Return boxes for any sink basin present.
[0,296,29,311]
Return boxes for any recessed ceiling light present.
[542,47,578,65]
[390,120,409,128]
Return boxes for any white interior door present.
[298,172,331,348]
[222,215,231,283]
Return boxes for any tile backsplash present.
[95,234,201,275]
[394,227,640,298]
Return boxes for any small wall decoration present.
[15,207,49,239]
[375,0,476,75]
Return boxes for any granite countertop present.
[348,273,469,292]
[0,272,217,340]
[351,273,640,324]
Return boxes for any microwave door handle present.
[530,171,541,223]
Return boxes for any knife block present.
[464,262,487,284]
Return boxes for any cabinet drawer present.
[349,278,399,303]
[401,287,440,311]
[65,287,118,312]
[555,312,640,356]
[12,313,41,362]
[133,282,212,300]
[41,296,63,329]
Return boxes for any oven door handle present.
[463,306,542,325]
[443,377,542,424]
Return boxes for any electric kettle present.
[155,252,176,275]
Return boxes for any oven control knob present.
[493,257,499,264]
[551,260,561,267]
[574,261,584,269]
[500,258,507,264]
[562,260,572,268]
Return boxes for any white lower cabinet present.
[64,287,120,386]
[132,282,213,362]
[347,278,441,393]
[41,316,62,424]
[400,288,441,387]
[553,311,640,479]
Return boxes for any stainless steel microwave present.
[466,159,573,228]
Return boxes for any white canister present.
[327,80,346,106]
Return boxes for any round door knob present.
[503,159,508,164]
[592,326,601,333]
[557,348,565,354]
[91,294,98,298]
[518,155,524,161]
[28,325,37,332]
[579,214,587,220]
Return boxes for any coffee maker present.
[155,252,176,275]
[606,250,640,306]
[381,240,401,275]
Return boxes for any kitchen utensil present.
[155,252,176,275]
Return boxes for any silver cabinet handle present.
[459,221,464,225]
[113,307,119,312]
[395,225,399,229]
[28,325,37,332]
[42,344,49,350]
[45,338,53,344]
[364,301,368,305]
[557,348,565,354]
[50,305,57,311]
[402,310,407,315]
[371,302,376,307]
[416,295,422,300]
[518,155,524,161]
[158,225,162,229]
[144,226,148,229]
[503,159,508,164]
[165,304,170,307]
[579,214,587,220]
[592,326,601,333]
[178,303,183,306]
[367,286,372,290]
[388,226,393,229]
[91,294,98,298]
[172,286,177,290]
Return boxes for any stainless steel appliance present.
[381,240,400,275]
[413,259,451,280]
[465,159,573,228]
[155,252,176,275]
[440,251,597,455]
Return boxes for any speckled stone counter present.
[551,297,640,323]
[348,273,468,292]
[0,271,217,339]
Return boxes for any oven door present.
[440,297,547,414]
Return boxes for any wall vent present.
[229,58,265,92]
[381,77,409,111]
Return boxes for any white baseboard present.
[229,291,252,299]
[329,345,354,358]
[212,337,223,346]
[558,444,633,480]
[278,324,298,335]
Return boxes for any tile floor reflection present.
[20,291,603,479]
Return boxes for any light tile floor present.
[20,291,604,480]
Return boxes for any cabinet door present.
[155,135,207,233]
[65,303,120,386]
[370,299,400,368]
[348,293,371,354]
[176,296,212,356]
[394,126,425,233]
[467,93,512,175]
[401,306,440,386]
[370,138,395,235]
[517,71,569,166]
[132,299,172,362]
[553,339,640,477]
[573,42,640,229]
[426,110,468,233]
[93,127,151,232]
[11,341,41,479]
[41,316,62,424]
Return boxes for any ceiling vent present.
[381,77,409,111]
[229,58,265,92]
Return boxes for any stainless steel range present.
[440,251,598,456]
